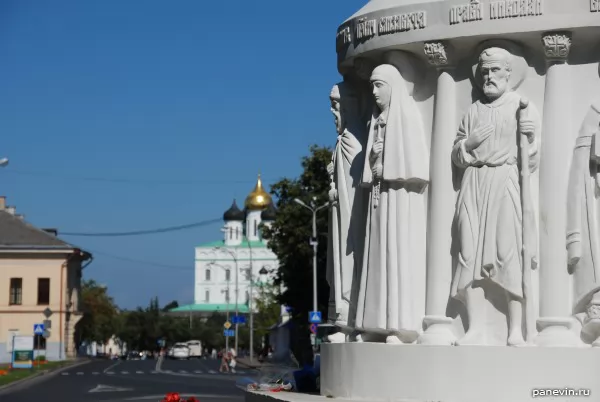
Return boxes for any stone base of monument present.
[321,343,600,402]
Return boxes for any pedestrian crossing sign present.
[309,311,322,324]
[33,323,44,335]
[224,321,232,329]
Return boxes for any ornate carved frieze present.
[424,42,450,68]
[542,32,572,62]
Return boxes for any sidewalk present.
[237,357,267,369]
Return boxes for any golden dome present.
[245,174,272,211]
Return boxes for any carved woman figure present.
[325,82,367,343]
[354,64,430,344]
[566,101,600,345]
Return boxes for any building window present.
[37,278,50,305]
[229,227,233,239]
[225,269,231,281]
[33,334,46,350]
[9,278,22,305]
[245,291,250,304]
[236,227,239,239]
[205,290,210,302]
[224,289,230,302]
[254,220,258,236]
[205,269,211,281]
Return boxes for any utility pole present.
[248,241,254,363]
[217,247,240,355]
[294,197,328,314]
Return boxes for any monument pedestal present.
[321,343,600,402]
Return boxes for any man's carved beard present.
[483,80,507,99]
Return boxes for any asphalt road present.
[0,357,254,402]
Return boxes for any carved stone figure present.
[451,47,541,346]
[325,82,367,343]
[354,64,429,344]
[566,101,600,346]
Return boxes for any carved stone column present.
[535,32,582,347]
[417,41,457,345]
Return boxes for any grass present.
[0,361,71,386]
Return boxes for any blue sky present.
[0,0,366,308]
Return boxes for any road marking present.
[106,372,115,375]
[179,370,187,373]
[76,372,84,375]
[61,372,69,376]
[194,370,203,373]
[136,371,144,374]
[103,360,122,373]
[89,384,133,393]
[121,371,129,374]
[92,372,100,375]
[208,370,217,374]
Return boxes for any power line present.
[4,169,277,186]
[88,248,191,270]
[60,217,222,237]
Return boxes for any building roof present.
[245,174,273,211]
[0,210,78,251]
[169,303,250,314]
[223,199,245,222]
[261,203,276,221]
[197,239,267,249]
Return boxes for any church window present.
[224,289,230,302]
[205,290,210,302]
[236,227,239,240]
[225,269,231,281]
[229,227,233,239]
[254,220,258,237]
[205,269,211,281]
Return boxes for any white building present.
[170,175,278,316]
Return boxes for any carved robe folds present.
[327,127,366,327]
[354,64,429,342]
[451,91,540,300]
[566,102,600,315]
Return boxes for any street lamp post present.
[294,197,328,315]
[216,247,239,355]
[221,227,255,363]
[208,262,232,351]
[0,158,8,167]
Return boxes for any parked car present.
[171,343,190,360]
[186,340,202,359]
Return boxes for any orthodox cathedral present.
[170,174,278,316]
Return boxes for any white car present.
[171,343,190,360]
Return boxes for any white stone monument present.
[319,1,600,401]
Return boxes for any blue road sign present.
[309,323,318,334]
[223,329,235,337]
[232,315,246,324]
[33,324,44,335]
[309,311,322,324]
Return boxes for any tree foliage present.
[262,145,332,364]
[76,280,120,344]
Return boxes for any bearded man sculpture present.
[451,46,541,346]
[325,82,367,343]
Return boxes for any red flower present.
[163,392,181,402]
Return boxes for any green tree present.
[253,280,282,347]
[262,144,332,364]
[76,280,120,344]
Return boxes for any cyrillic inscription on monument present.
[336,26,352,51]
[450,1,484,25]
[490,0,543,19]
[592,0,600,12]
[356,17,377,40]
[379,12,427,35]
